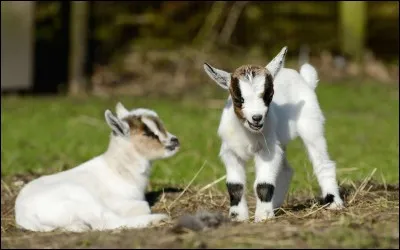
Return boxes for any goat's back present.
[271,67,325,145]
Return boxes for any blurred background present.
[1,3,399,248]
[1,0,399,187]
[1,1,399,97]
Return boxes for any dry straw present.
[168,160,208,210]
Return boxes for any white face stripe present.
[238,78,268,123]
[252,76,267,94]
[239,76,266,97]
[239,80,254,99]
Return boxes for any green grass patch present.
[1,81,398,195]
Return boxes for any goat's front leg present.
[220,145,248,221]
[253,143,284,222]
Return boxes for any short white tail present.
[300,63,319,90]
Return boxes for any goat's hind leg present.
[53,201,168,231]
[298,118,344,210]
[272,154,294,209]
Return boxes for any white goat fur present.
[203,47,344,222]
[15,103,180,232]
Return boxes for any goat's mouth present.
[165,145,179,151]
[247,121,263,131]
[163,145,180,158]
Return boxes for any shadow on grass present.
[145,187,184,207]
[279,181,399,215]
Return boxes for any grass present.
[1,80,398,190]
[1,80,399,248]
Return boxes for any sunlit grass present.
[1,81,398,195]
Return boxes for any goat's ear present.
[116,102,129,119]
[203,62,231,90]
[265,46,288,79]
[104,110,130,137]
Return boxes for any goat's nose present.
[170,137,180,147]
[252,114,263,123]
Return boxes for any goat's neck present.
[102,135,151,187]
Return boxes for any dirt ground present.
[1,174,399,249]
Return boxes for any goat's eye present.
[234,97,244,104]
[143,126,158,140]
[263,90,274,104]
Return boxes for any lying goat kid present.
[203,47,344,222]
[15,103,180,232]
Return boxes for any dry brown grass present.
[1,171,399,249]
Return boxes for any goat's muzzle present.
[165,137,180,151]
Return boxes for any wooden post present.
[339,1,366,62]
[193,1,227,51]
[68,1,88,96]
[219,1,249,45]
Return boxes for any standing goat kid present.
[203,47,344,222]
[15,103,180,232]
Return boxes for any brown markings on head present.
[229,65,275,120]
[232,65,267,79]
[122,115,167,157]
[229,76,245,121]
